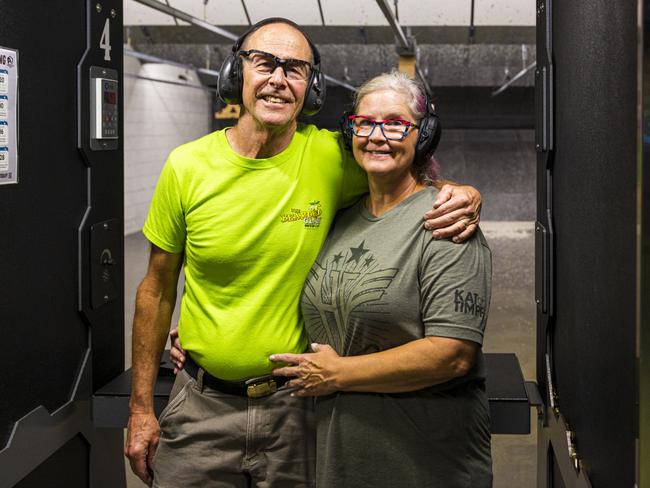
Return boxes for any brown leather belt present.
[184,356,288,398]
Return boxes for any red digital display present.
[104,91,117,104]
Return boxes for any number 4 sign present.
[100,18,111,61]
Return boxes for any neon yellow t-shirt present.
[143,124,367,380]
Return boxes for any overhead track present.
[131,0,356,91]
[133,0,239,41]
[163,0,179,25]
[375,0,409,50]
[375,0,432,98]
[491,61,537,97]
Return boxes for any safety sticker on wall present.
[0,47,18,185]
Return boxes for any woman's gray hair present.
[353,70,426,119]
[352,70,439,183]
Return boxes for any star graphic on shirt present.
[332,252,343,265]
[363,256,375,267]
[347,241,370,263]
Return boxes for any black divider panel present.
[14,435,89,488]
[551,1,637,485]
[0,2,125,484]
[0,0,88,447]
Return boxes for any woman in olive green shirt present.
[271,71,492,488]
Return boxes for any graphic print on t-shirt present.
[301,240,398,355]
[280,200,323,228]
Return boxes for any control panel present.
[93,78,118,139]
[89,66,118,151]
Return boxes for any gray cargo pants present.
[152,369,316,488]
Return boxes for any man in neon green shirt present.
[125,18,482,487]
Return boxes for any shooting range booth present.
[0,0,648,487]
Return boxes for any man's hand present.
[127,245,182,484]
[270,343,342,397]
[424,183,482,243]
[169,327,186,374]
[125,412,161,487]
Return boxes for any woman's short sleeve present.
[419,230,492,344]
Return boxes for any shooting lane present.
[106,2,536,488]
[1,0,648,486]
[535,0,648,486]
[0,0,126,486]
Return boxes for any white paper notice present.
[0,47,17,185]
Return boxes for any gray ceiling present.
[124,0,536,27]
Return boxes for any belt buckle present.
[246,376,278,398]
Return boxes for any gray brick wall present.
[123,55,211,234]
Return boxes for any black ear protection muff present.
[339,93,442,163]
[339,111,354,150]
[217,17,326,116]
[414,96,442,163]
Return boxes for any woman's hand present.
[424,183,482,243]
[270,343,343,397]
[168,328,186,374]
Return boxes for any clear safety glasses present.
[238,49,313,81]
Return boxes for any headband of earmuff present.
[339,93,441,163]
[217,17,326,116]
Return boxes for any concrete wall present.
[321,43,535,87]
[437,129,535,221]
[123,56,211,235]
[131,42,534,89]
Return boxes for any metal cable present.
[163,0,179,25]
[240,0,252,25]
[469,0,475,44]
[317,0,326,26]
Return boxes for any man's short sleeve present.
[142,158,186,254]
[419,230,492,345]
[339,142,368,209]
